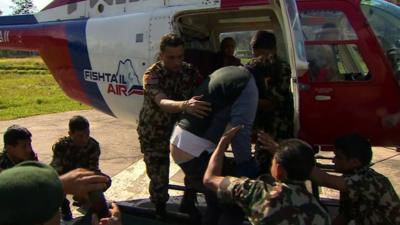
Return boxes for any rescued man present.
[0,161,118,225]
[203,126,331,225]
[137,33,211,218]
[0,124,38,172]
[248,31,295,175]
[311,134,400,225]
[170,64,262,224]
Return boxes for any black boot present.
[61,198,73,221]
[180,188,202,225]
[155,202,167,220]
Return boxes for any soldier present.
[248,31,294,175]
[0,161,119,225]
[203,126,331,225]
[0,124,38,172]
[311,134,400,225]
[137,33,211,219]
[50,115,110,221]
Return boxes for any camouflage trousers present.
[142,149,170,205]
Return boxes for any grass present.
[0,57,90,120]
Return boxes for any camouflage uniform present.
[137,61,202,205]
[218,175,331,225]
[0,149,38,172]
[339,166,400,225]
[50,136,106,220]
[0,150,16,171]
[50,136,101,175]
[249,56,294,174]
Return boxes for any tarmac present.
[0,109,399,203]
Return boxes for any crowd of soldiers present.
[0,31,399,225]
[137,32,400,225]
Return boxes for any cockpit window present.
[361,0,400,78]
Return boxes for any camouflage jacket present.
[249,56,294,140]
[137,61,202,150]
[0,150,15,172]
[218,176,331,225]
[50,136,101,175]
[0,149,38,172]
[340,166,400,225]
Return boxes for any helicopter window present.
[219,31,257,64]
[300,10,370,82]
[67,2,77,14]
[300,10,356,41]
[361,1,400,80]
[306,44,370,82]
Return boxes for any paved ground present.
[0,110,140,176]
[1,110,399,202]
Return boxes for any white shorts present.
[170,125,216,157]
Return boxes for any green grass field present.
[0,57,90,120]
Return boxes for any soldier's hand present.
[60,168,110,198]
[257,131,278,154]
[92,203,122,225]
[219,125,243,148]
[382,112,400,128]
[184,95,211,118]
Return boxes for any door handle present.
[298,83,310,91]
[315,95,331,101]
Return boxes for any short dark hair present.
[3,125,32,146]
[334,134,372,166]
[274,139,315,181]
[220,37,235,51]
[69,116,89,133]
[250,31,276,50]
[160,33,184,52]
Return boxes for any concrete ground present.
[0,110,140,177]
[1,109,399,202]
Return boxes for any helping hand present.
[184,95,211,118]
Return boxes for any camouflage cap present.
[0,161,64,225]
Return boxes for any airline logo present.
[84,59,143,96]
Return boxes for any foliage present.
[10,0,36,15]
[0,57,90,120]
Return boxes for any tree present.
[10,0,36,15]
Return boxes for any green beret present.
[0,161,64,225]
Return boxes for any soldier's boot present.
[61,198,73,221]
[155,202,167,220]
[179,188,202,225]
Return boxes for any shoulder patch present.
[143,73,159,85]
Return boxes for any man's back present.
[218,176,331,225]
[341,167,400,225]
[178,66,252,143]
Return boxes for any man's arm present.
[87,139,101,172]
[203,126,241,192]
[143,70,211,118]
[49,143,65,174]
[382,111,400,128]
[155,93,211,118]
[60,168,110,197]
[311,167,347,192]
